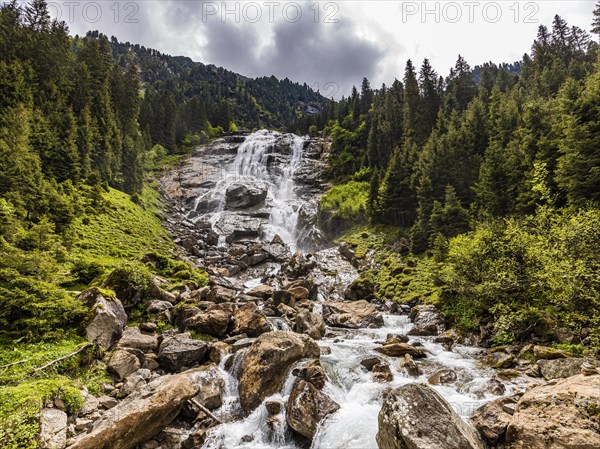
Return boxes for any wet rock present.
[408,304,445,336]
[286,379,340,440]
[209,341,231,364]
[322,300,384,329]
[428,369,457,385]
[294,310,326,340]
[157,334,208,372]
[374,342,427,359]
[484,352,516,369]
[360,356,383,371]
[237,331,320,412]
[401,354,421,377]
[117,327,159,352]
[292,360,328,390]
[188,365,225,411]
[40,408,67,449]
[372,363,394,383]
[225,181,268,209]
[231,302,271,337]
[273,290,295,308]
[471,395,519,445]
[506,374,600,449]
[265,400,283,415]
[108,349,141,381]
[538,358,583,380]
[287,286,310,301]
[377,383,484,449]
[213,215,262,242]
[67,369,212,449]
[79,288,127,350]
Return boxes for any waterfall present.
[197,130,305,252]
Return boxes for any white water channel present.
[195,131,512,449]
[202,315,512,449]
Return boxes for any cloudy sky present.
[53,0,598,97]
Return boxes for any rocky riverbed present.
[50,131,600,449]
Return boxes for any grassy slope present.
[0,182,177,449]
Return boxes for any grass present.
[338,225,441,304]
[71,184,173,266]
[0,336,111,449]
[319,181,369,220]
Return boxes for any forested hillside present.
[311,10,600,346]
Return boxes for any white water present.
[202,315,514,449]
[194,131,514,449]
[199,130,305,252]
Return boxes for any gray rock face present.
[79,288,127,349]
[213,215,263,242]
[117,327,158,352]
[157,335,208,372]
[225,181,268,209]
[40,408,67,449]
[376,383,484,449]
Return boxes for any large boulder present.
[184,308,231,338]
[225,181,268,209]
[237,331,320,412]
[286,379,340,440]
[67,369,215,449]
[213,215,263,242]
[107,349,141,381]
[187,364,225,411]
[408,304,445,336]
[157,334,208,372]
[40,408,67,449]
[374,342,427,359]
[538,358,583,380]
[231,302,271,338]
[505,374,600,449]
[376,383,484,449]
[295,310,326,340]
[322,300,384,329]
[117,327,158,352]
[471,395,519,445]
[79,288,127,350]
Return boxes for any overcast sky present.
[52,0,598,97]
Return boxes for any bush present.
[319,181,369,220]
[71,258,106,285]
[440,208,600,346]
[0,268,84,339]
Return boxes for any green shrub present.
[319,181,369,220]
[440,208,600,346]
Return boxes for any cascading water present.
[198,130,305,252]
[186,131,513,449]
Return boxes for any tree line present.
[298,9,600,254]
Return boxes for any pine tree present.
[593,1,600,39]
[402,60,424,146]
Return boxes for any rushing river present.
[185,131,511,449]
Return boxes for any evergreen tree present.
[593,1,600,39]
